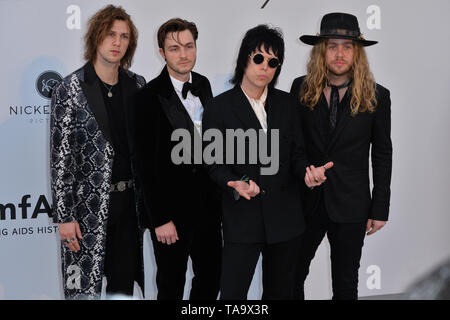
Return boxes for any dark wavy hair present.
[84,5,138,70]
[231,24,284,87]
[157,18,198,49]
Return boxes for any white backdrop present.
[0,0,449,299]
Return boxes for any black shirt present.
[319,87,350,145]
[98,74,132,182]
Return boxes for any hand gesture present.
[305,161,334,188]
[227,179,260,200]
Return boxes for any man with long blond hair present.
[50,5,146,299]
[290,12,392,299]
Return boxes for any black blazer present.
[133,66,220,232]
[202,85,308,244]
[290,76,392,223]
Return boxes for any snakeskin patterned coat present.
[50,62,146,299]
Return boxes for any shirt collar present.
[169,72,192,94]
[241,85,268,105]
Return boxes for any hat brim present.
[300,34,378,47]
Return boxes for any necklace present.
[327,79,352,90]
[101,81,115,97]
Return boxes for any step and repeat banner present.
[1,0,449,299]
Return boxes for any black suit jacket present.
[202,85,308,244]
[133,66,220,233]
[290,76,392,223]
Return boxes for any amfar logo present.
[36,71,62,99]
[0,195,52,220]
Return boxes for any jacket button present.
[261,189,266,195]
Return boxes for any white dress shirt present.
[241,85,268,133]
[169,73,204,134]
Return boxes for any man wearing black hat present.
[290,12,392,300]
[133,18,222,300]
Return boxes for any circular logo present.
[36,71,62,99]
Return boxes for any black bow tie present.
[182,81,200,99]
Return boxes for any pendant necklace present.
[102,81,115,98]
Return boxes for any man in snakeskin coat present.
[50,5,146,299]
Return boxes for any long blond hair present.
[300,40,377,115]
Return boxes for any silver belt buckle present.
[117,181,126,192]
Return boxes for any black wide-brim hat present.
[300,12,378,46]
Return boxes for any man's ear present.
[159,48,166,60]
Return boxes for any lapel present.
[120,68,138,154]
[231,86,263,131]
[157,66,194,133]
[192,72,212,108]
[265,87,280,131]
[312,94,327,151]
[327,90,352,151]
[79,62,113,145]
[156,66,205,162]
[263,88,281,158]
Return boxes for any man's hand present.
[59,221,83,253]
[227,180,260,200]
[366,219,387,236]
[155,221,179,245]
[305,161,334,188]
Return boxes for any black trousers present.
[295,200,367,300]
[220,236,302,300]
[104,189,140,296]
[151,219,222,300]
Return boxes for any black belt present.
[110,179,133,192]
